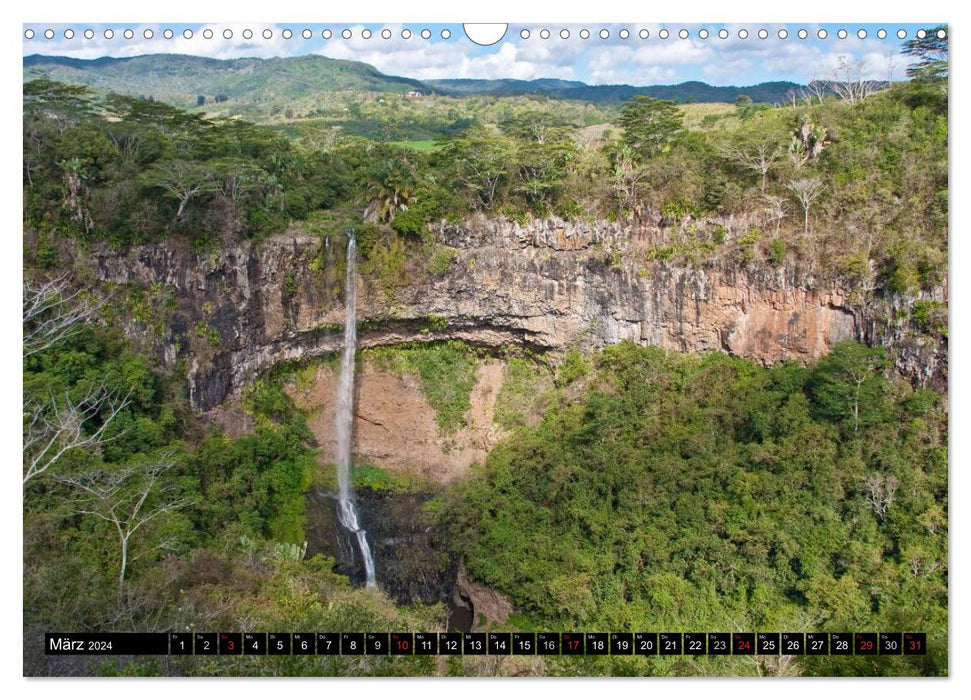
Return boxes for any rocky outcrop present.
[82,217,946,411]
[453,561,513,630]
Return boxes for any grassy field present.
[385,139,442,152]
[680,102,737,128]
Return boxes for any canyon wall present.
[83,217,946,412]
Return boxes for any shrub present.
[427,246,458,275]
[494,356,554,431]
[555,347,591,387]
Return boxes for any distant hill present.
[427,78,803,104]
[23,53,804,108]
[22,53,428,108]
[426,77,588,95]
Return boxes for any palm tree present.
[363,160,417,223]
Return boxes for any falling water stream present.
[335,232,376,587]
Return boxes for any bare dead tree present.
[56,454,190,585]
[800,78,828,106]
[23,385,130,485]
[611,145,647,215]
[863,474,900,519]
[23,279,131,485]
[787,178,825,236]
[732,142,782,192]
[831,56,880,105]
[23,277,100,359]
[761,193,789,235]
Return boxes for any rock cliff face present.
[85,217,946,411]
[284,359,506,484]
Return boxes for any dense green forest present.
[23,314,445,676]
[23,30,947,676]
[437,342,947,675]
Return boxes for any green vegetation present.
[555,347,593,387]
[24,54,803,119]
[902,26,948,84]
[24,53,428,112]
[617,96,685,160]
[386,140,442,152]
[911,300,947,337]
[427,246,458,275]
[196,380,315,543]
[351,464,407,492]
[493,356,555,431]
[20,290,949,677]
[22,287,436,675]
[25,56,947,291]
[100,551,443,677]
[25,79,327,243]
[420,314,450,332]
[436,342,947,675]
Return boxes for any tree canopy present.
[618,96,685,160]
[902,26,948,83]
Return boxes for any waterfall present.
[335,232,376,587]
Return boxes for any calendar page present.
[22,20,948,679]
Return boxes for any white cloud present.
[168,24,302,60]
[25,24,163,60]
[23,22,923,87]
[315,26,580,81]
[23,23,306,60]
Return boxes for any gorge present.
[21,39,950,675]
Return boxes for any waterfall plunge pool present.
[304,486,473,632]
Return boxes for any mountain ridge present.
[24,53,804,105]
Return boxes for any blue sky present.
[22,22,944,86]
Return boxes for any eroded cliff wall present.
[82,217,946,411]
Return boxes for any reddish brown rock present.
[289,359,505,484]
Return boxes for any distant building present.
[406,90,423,98]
